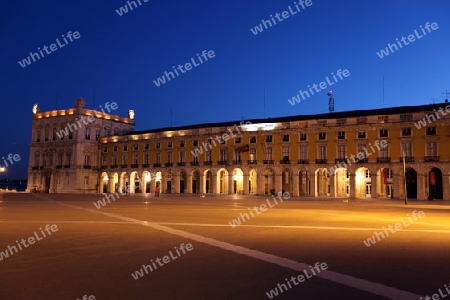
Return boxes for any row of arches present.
[100,166,445,200]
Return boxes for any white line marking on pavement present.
[0,220,132,224]
[34,195,422,300]
[152,222,450,233]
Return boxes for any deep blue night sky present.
[1,0,449,179]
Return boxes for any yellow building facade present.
[97,102,450,200]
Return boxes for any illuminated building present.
[28,99,450,200]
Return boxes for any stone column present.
[200,173,205,194]
[293,172,299,197]
[257,172,264,195]
[443,173,449,201]
[371,174,378,199]
[276,173,283,194]
[243,173,249,195]
[349,174,356,199]
[329,174,335,197]
[187,173,192,194]
[228,172,234,194]
[393,173,400,200]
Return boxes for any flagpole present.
[402,147,408,205]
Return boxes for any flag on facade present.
[237,144,249,153]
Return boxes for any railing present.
[177,162,186,166]
[399,156,414,163]
[165,163,173,167]
[217,160,228,165]
[315,159,327,164]
[376,157,391,163]
[297,159,309,164]
[247,160,257,164]
[263,160,274,164]
[153,163,161,167]
[424,156,439,162]
[190,162,199,166]
[280,160,291,164]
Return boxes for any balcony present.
[131,164,139,168]
[56,165,63,169]
[263,160,274,164]
[83,165,91,169]
[153,163,161,167]
[177,162,186,166]
[120,164,128,168]
[165,163,173,167]
[424,156,439,162]
[110,165,117,169]
[101,165,108,169]
[142,164,149,168]
[204,161,212,166]
[217,160,228,165]
[297,159,309,164]
[335,158,346,164]
[399,156,414,163]
[32,166,39,170]
[247,160,257,164]
[356,158,368,163]
[280,159,291,164]
[233,160,242,165]
[190,162,199,166]
[315,159,327,164]
[376,157,391,163]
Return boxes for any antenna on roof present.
[442,90,449,102]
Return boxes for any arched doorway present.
[217,169,229,194]
[101,172,109,193]
[263,169,275,195]
[405,168,417,199]
[281,168,292,194]
[232,168,243,194]
[355,167,371,198]
[180,171,186,193]
[334,168,349,197]
[204,170,212,193]
[192,171,200,194]
[315,168,329,196]
[428,168,443,200]
[378,168,393,198]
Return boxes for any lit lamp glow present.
[32,103,40,114]
[128,109,135,120]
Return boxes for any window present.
[220,149,227,161]
[192,154,199,163]
[318,132,326,140]
[379,129,388,137]
[357,117,367,124]
[250,136,256,143]
[167,152,173,163]
[300,146,307,160]
[66,153,71,166]
[337,131,345,140]
[36,129,41,142]
[235,149,241,161]
[426,127,436,136]
[402,142,412,157]
[219,138,225,145]
[113,146,118,152]
[358,131,366,139]
[337,145,346,159]
[58,153,63,165]
[282,135,289,142]
[144,153,149,165]
[365,170,371,178]
[144,143,149,150]
[112,154,117,165]
[206,151,212,162]
[44,127,49,141]
[300,133,307,141]
[123,145,128,152]
[133,154,139,164]
[193,140,198,147]
[266,135,273,143]
[84,155,90,166]
[282,146,289,160]
[180,141,185,147]
[95,130,101,141]
[52,127,57,140]
[168,141,173,148]
[426,142,437,156]
[379,144,388,158]
[402,128,411,136]
[358,144,366,158]
[378,116,389,123]
[156,153,161,164]
[265,147,273,160]
[318,146,326,159]
[400,114,412,122]
[180,151,185,162]
[68,130,72,140]
[133,144,139,151]
[250,148,256,161]
[235,137,241,144]
[156,142,160,149]
[122,153,128,164]
[103,147,107,153]
[34,154,39,167]
[105,128,111,136]
[85,128,91,140]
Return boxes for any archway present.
[204,170,213,193]
[428,168,443,200]
[281,168,292,194]
[315,168,329,196]
[232,168,244,194]
[101,172,109,193]
[263,169,275,195]
[355,167,371,198]
[405,168,417,199]
[378,168,393,198]
[180,171,186,193]
[249,169,257,194]
[120,172,129,193]
[142,171,151,193]
[130,171,139,193]
[191,170,200,194]
[298,170,309,196]
[334,168,349,197]
[217,169,229,194]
